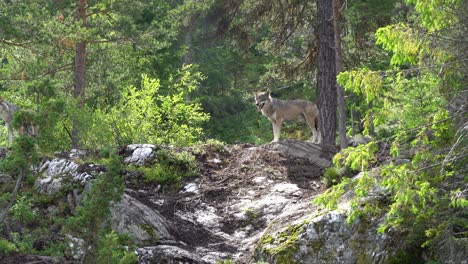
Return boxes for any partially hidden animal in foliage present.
[254,89,321,143]
[0,97,39,146]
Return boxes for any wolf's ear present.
[266,89,271,99]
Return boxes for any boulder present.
[136,245,208,264]
[111,193,174,244]
[35,158,94,195]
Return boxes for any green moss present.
[140,224,159,244]
[356,254,372,264]
[256,222,308,264]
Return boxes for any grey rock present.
[264,140,331,168]
[35,158,94,194]
[111,193,173,244]
[136,245,209,264]
[123,144,157,165]
[348,135,372,147]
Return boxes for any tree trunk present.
[0,169,24,224]
[72,0,87,148]
[316,0,337,150]
[334,0,348,149]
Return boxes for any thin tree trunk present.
[334,0,348,149]
[72,0,87,148]
[0,169,24,224]
[316,0,337,151]
[367,101,376,136]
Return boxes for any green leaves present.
[376,23,421,66]
[333,142,378,171]
[90,67,209,147]
[405,0,465,31]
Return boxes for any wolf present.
[0,97,39,146]
[254,89,321,143]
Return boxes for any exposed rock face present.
[29,141,411,263]
[35,158,88,194]
[254,172,398,264]
[111,193,174,244]
[255,211,395,264]
[119,141,330,263]
[35,149,104,195]
[121,144,158,165]
[136,246,209,264]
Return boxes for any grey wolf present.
[254,89,321,143]
[0,97,39,146]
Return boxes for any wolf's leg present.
[271,122,278,142]
[305,115,318,143]
[276,118,282,142]
[271,117,282,142]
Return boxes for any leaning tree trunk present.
[0,169,24,224]
[334,0,348,149]
[72,0,87,148]
[316,0,337,150]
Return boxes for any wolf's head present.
[254,89,272,113]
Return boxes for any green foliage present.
[376,23,421,66]
[313,178,352,211]
[321,167,350,187]
[333,142,378,171]
[97,231,138,264]
[91,67,209,147]
[200,139,226,152]
[135,149,198,185]
[0,135,38,175]
[10,232,34,253]
[405,0,465,31]
[64,154,125,263]
[0,238,17,254]
[10,195,36,224]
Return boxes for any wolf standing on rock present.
[254,89,321,143]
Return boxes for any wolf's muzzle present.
[256,102,265,112]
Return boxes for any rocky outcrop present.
[121,141,330,263]
[254,172,399,264]
[27,141,412,263]
[255,211,395,264]
[111,193,174,244]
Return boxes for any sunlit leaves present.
[91,67,209,147]
[333,142,378,171]
[405,0,465,31]
[376,23,422,66]
[338,69,383,103]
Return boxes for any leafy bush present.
[10,196,36,224]
[321,166,352,187]
[64,154,126,263]
[89,65,209,148]
[97,231,137,264]
[136,149,198,185]
[0,238,16,254]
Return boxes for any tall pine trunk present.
[334,0,348,149]
[72,0,87,148]
[316,0,337,150]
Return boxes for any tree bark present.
[333,0,348,149]
[72,0,87,148]
[316,0,337,150]
[0,169,24,224]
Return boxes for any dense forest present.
[0,0,466,263]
